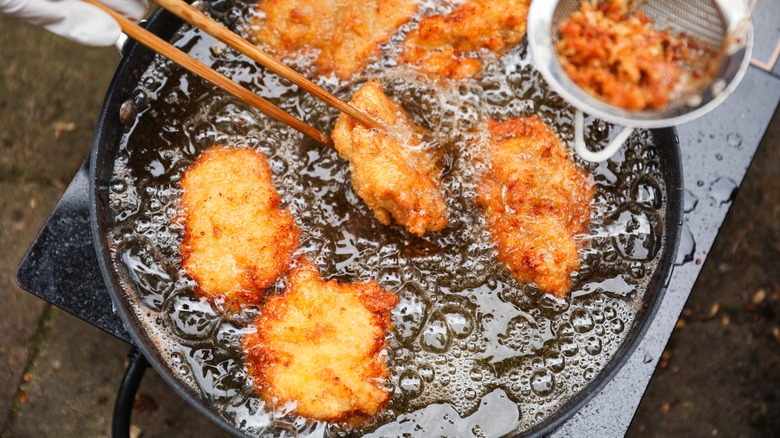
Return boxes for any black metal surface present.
[15,157,132,343]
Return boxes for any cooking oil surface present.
[108,1,670,436]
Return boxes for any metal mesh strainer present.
[528,0,753,161]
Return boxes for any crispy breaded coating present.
[180,146,299,306]
[332,79,447,236]
[476,117,593,298]
[243,258,399,423]
[248,0,418,79]
[556,0,720,111]
[401,0,531,80]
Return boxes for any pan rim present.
[89,7,684,437]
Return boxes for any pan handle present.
[574,110,634,162]
[114,20,148,56]
[112,347,149,438]
[114,32,130,56]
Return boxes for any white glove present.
[0,0,148,46]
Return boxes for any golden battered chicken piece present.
[248,0,418,79]
[476,117,593,298]
[180,146,299,307]
[243,258,399,423]
[331,79,447,236]
[401,0,531,80]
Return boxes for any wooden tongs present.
[82,0,383,146]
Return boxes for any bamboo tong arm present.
[82,0,335,146]
[153,0,383,131]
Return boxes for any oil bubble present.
[399,370,424,399]
[418,363,435,383]
[631,175,663,209]
[530,369,555,397]
[117,237,176,311]
[570,309,595,333]
[421,313,451,353]
[110,179,128,194]
[629,263,646,278]
[394,288,427,345]
[591,308,605,324]
[583,368,596,380]
[609,318,624,334]
[538,294,570,314]
[166,296,221,341]
[584,336,602,355]
[560,339,579,357]
[119,100,137,128]
[557,321,575,338]
[142,76,158,90]
[394,348,413,364]
[443,308,475,339]
[606,203,662,261]
[545,354,565,373]
[209,0,234,12]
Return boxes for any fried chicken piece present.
[248,0,418,79]
[332,79,447,236]
[476,116,593,298]
[556,0,721,111]
[243,258,399,423]
[180,146,299,307]
[401,0,531,80]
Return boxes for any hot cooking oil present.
[107,1,670,436]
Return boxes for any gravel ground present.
[0,11,778,438]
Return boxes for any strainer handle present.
[574,110,633,162]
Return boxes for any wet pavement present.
[0,12,778,438]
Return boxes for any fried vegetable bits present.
[556,0,721,111]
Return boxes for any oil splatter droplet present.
[708,177,737,206]
[726,132,742,149]
[675,221,696,266]
[683,190,698,213]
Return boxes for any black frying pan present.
[90,6,683,437]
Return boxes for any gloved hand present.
[0,0,148,46]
